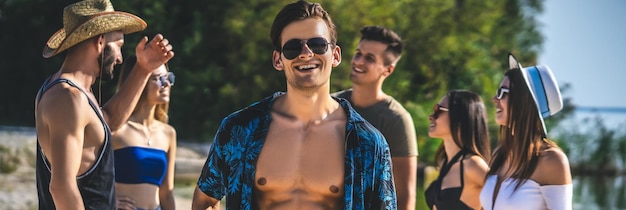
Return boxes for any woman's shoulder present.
[533,147,571,185]
[161,122,176,132]
[462,155,489,184]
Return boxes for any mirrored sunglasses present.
[432,104,449,119]
[281,37,333,60]
[156,72,175,87]
[496,87,509,100]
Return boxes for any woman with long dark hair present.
[425,90,491,210]
[480,54,572,210]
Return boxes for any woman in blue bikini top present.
[112,55,177,210]
[424,90,491,210]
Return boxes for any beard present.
[97,45,117,81]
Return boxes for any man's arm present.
[43,87,89,210]
[387,112,418,210]
[392,156,417,210]
[102,34,174,130]
[192,187,220,210]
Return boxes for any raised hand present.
[135,34,175,74]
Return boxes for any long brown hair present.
[117,55,170,123]
[488,69,558,190]
[434,90,491,165]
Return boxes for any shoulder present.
[331,89,351,99]
[463,155,490,184]
[40,83,86,106]
[221,95,273,126]
[347,108,385,140]
[534,147,572,185]
[381,96,411,117]
[160,122,176,138]
[39,83,89,119]
[110,122,131,144]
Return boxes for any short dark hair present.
[270,0,337,52]
[359,25,403,66]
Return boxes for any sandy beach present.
[0,126,210,210]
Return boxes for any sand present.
[0,127,212,210]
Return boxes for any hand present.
[116,196,136,210]
[135,34,175,74]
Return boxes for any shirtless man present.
[35,0,174,209]
[192,1,396,209]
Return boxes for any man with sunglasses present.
[333,25,418,210]
[192,1,396,210]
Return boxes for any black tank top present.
[36,78,115,210]
[424,150,473,210]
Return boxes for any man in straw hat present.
[34,0,174,209]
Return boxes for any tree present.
[1,0,549,148]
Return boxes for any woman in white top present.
[479,53,572,210]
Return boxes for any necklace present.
[144,124,153,146]
[129,121,154,146]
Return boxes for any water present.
[555,108,626,132]
[573,176,626,210]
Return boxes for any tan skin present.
[112,65,177,210]
[192,18,343,210]
[35,32,174,210]
[428,96,489,210]
[491,77,571,195]
[349,39,417,210]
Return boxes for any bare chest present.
[254,117,346,206]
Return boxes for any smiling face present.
[350,39,391,86]
[494,76,511,126]
[428,96,451,139]
[272,18,341,92]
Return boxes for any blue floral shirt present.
[197,92,397,209]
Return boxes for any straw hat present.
[42,0,147,58]
[508,53,563,135]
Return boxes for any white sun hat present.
[508,53,563,135]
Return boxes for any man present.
[35,0,174,209]
[192,1,396,209]
[333,25,418,209]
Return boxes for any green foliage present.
[555,115,626,175]
[2,0,548,150]
[0,145,19,174]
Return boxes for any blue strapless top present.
[114,147,167,186]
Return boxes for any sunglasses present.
[281,37,333,60]
[432,104,449,119]
[155,72,175,87]
[496,87,509,100]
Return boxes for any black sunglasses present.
[281,37,333,60]
[156,72,175,87]
[496,87,509,100]
[432,104,449,119]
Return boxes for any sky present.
[538,0,626,109]
[538,1,626,128]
